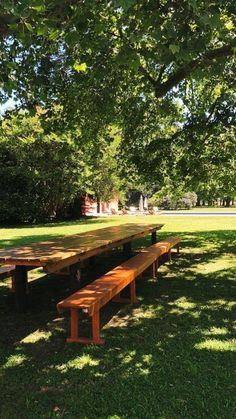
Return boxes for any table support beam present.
[69,263,81,291]
[123,242,132,258]
[14,265,28,311]
[151,230,157,244]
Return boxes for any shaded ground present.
[0,217,235,419]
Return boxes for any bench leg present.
[152,260,159,279]
[112,281,138,304]
[130,280,138,303]
[92,311,105,345]
[176,244,180,254]
[11,275,16,292]
[67,309,104,345]
[68,308,79,341]
[168,250,172,262]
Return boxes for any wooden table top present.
[0,223,163,272]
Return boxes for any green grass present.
[0,215,236,419]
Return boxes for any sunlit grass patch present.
[172,297,197,310]
[193,256,236,274]
[3,354,28,368]
[56,355,100,373]
[21,330,52,344]
[195,339,236,352]
[201,327,229,336]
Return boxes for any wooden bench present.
[57,236,181,345]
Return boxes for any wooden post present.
[69,263,81,291]
[14,265,28,311]
[123,242,132,257]
[151,230,157,244]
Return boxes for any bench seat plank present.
[58,248,161,316]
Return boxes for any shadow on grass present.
[0,230,235,418]
[0,217,113,230]
[0,217,118,249]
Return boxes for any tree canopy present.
[0,1,235,207]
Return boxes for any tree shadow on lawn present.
[0,220,115,249]
[0,216,113,231]
[139,229,236,256]
[0,230,235,418]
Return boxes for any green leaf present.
[169,44,180,54]
[31,5,45,12]
[49,30,59,40]
[36,25,47,36]
[225,21,234,31]
[30,0,45,12]
[73,62,87,72]
[25,22,33,32]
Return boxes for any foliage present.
[0,110,124,222]
[149,189,198,210]
[0,109,83,221]
[0,2,236,208]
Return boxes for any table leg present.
[69,263,81,291]
[123,242,132,257]
[14,266,28,311]
[151,230,157,244]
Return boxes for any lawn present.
[0,215,236,419]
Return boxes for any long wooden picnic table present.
[0,223,163,310]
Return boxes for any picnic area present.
[1,2,236,418]
[0,214,235,418]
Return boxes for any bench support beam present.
[67,309,105,345]
[112,280,138,304]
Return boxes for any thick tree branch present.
[139,65,157,86]
[154,45,234,98]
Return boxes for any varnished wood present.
[0,224,163,271]
[0,264,16,280]
[58,235,181,345]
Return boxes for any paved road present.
[161,211,236,216]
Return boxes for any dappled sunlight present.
[190,256,236,275]
[195,339,236,352]
[201,299,236,311]
[201,327,228,336]
[106,305,161,330]
[56,355,100,373]
[171,297,197,310]
[3,354,28,369]
[21,330,52,344]
[119,350,136,365]
[0,218,235,418]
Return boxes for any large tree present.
[0,1,235,186]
